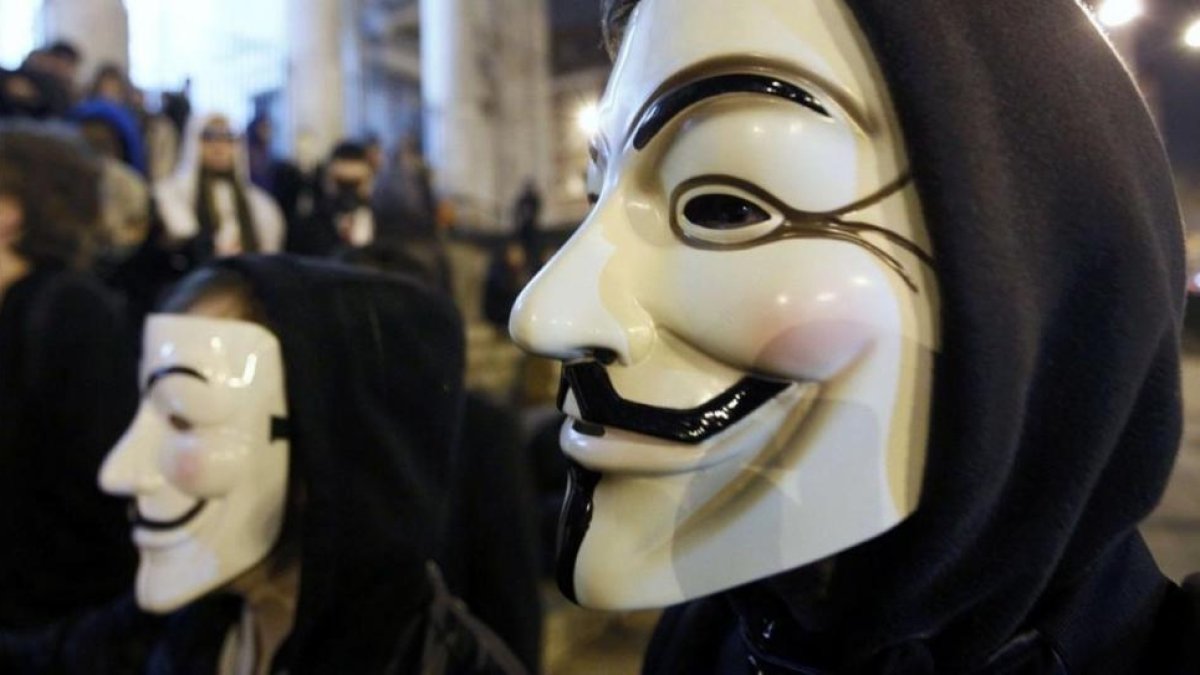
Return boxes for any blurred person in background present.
[156,113,284,265]
[483,180,543,330]
[246,112,282,195]
[132,89,179,183]
[0,121,136,630]
[373,134,438,240]
[24,42,82,98]
[363,132,385,175]
[160,86,191,140]
[286,140,376,256]
[18,41,81,116]
[0,67,64,121]
[88,63,136,110]
[70,100,151,258]
[86,62,178,182]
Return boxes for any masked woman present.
[2,255,525,674]
[155,114,284,263]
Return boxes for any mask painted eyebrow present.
[145,366,208,391]
[631,73,831,151]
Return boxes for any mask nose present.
[509,206,653,366]
[99,406,166,497]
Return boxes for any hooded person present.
[508,0,1198,672]
[0,122,138,629]
[155,114,284,263]
[0,255,526,674]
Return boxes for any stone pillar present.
[494,0,554,230]
[420,0,496,229]
[40,0,129,83]
[420,0,552,231]
[285,0,348,163]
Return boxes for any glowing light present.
[576,102,601,137]
[1185,19,1200,49]
[1096,0,1144,28]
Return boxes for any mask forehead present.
[142,315,280,389]
[600,0,899,157]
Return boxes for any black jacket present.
[0,267,137,630]
[645,1,1196,673]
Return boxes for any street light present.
[576,101,601,137]
[1184,18,1200,49]
[1097,0,1144,28]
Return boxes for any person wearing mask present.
[0,121,137,630]
[509,0,1199,672]
[286,141,376,257]
[1,255,527,674]
[155,114,284,265]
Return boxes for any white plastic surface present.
[99,315,289,613]
[510,0,940,609]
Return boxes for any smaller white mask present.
[99,315,290,613]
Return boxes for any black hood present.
[212,256,465,673]
[725,1,1188,671]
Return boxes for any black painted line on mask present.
[146,365,208,391]
[560,362,790,445]
[557,462,602,604]
[670,173,932,292]
[632,73,830,151]
[131,499,207,531]
[270,416,290,442]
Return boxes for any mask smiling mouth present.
[129,500,208,532]
[559,362,790,444]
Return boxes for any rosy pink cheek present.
[753,319,875,381]
[169,452,204,491]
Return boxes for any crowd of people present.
[0,41,545,675]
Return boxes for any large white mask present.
[510,0,940,610]
[99,315,289,613]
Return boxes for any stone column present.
[494,0,554,230]
[40,0,129,83]
[285,0,348,164]
[420,0,552,231]
[420,0,497,229]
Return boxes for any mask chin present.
[560,331,932,611]
[134,483,287,613]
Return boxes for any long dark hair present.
[193,171,262,256]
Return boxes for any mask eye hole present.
[167,414,194,432]
[674,183,784,247]
[683,194,771,230]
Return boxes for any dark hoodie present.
[0,256,525,674]
[644,2,1197,674]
